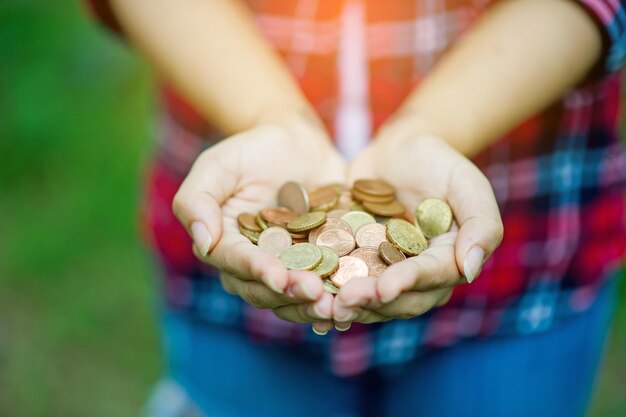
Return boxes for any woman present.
[89,1,626,416]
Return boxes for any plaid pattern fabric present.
[88,0,626,376]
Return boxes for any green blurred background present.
[0,1,624,415]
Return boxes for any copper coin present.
[331,256,369,287]
[355,223,388,248]
[308,185,339,211]
[308,218,354,244]
[261,207,297,227]
[278,182,310,214]
[378,241,407,265]
[237,212,262,232]
[257,227,293,256]
[316,229,355,256]
[363,200,406,217]
[353,179,395,197]
[351,187,395,204]
[327,209,349,219]
[350,247,387,277]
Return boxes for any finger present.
[193,239,289,293]
[334,277,381,322]
[218,272,295,310]
[446,162,504,283]
[373,288,451,319]
[376,240,461,303]
[346,308,391,325]
[312,321,335,336]
[172,150,237,256]
[284,270,325,302]
[272,297,331,323]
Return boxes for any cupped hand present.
[173,115,345,332]
[333,131,503,328]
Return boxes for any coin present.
[256,212,269,230]
[331,256,369,287]
[363,200,406,217]
[352,187,395,204]
[378,241,406,265]
[279,243,323,271]
[278,182,310,214]
[350,247,387,277]
[290,231,309,239]
[353,179,395,197]
[386,218,428,256]
[415,198,453,238]
[340,211,376,234]
[237,212,262,232]
[355,223,388,248]
[327,209,349,219]
[322,279,340,294]
[261,207,297,227]
[240,227,260,244]
[287,211,327,232]
[308,218,354,244]
[313,246,340,278]
[258,227,293,256]
[316,229,355,256]
[308,185,339,211]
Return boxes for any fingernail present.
[380,292,396,304]
[464,246,485,284]
[191,221,212,256]
[335,323,351,332]
[312,327,328,336]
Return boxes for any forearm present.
[385,0,602,156]
[110,0,314,135]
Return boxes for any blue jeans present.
[151,278,619,417]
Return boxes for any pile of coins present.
[237,180,453,294]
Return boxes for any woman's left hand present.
[333,128,504,329]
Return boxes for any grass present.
[0,0,624,415]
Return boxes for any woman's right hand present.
[172,114,346,333]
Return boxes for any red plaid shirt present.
[89,0,626,376]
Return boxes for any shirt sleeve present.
[83,0,124,36]
[576,0,626,73]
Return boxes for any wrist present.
[376,105,481,157]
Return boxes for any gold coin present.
[386,219,428,256]
[313,246,340,278]
[240,227,260,244]
[352,187,395,204]
[278,182,310,215]
[353,179,395,197]
[363,200,406,217]
[308,185,340,211]
[378,241,406,265]
[256,212,269,231]
[322,279,340,295]
[340,211,376,235]
[415,198,453,238]
[279,243,323,271]
[287,211,327,232]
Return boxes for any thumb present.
[172,155,235,256]
[448,166,504,283]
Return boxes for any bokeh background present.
[0,1,625,416]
